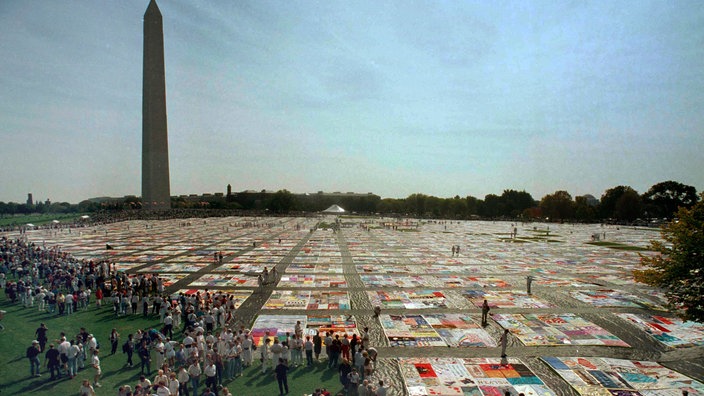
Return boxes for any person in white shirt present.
[79,379,96,396]
[154,340,165,369]
[65,293,74,315]
[91,349,101,387]
[260,338,271,373]
[153,369,168,389]
[270,338,283,365]
[291,334,303,367]
[87,335,98,359]
[138,374,152,390]
[165,338,177,367]
[58,336,71,374]
[295,321,303,340]
[163,313,174,338]
[177,366,189,396]
[188,360,202,396]
[155,380,170,396]
[281,341,290,365]
[375,380,388,396]
[167,372,179,396]
[304,336,314,367]
[242,334,253,367]
[68,340,81,378]
[231,340,243,378]
[204,361,217,392]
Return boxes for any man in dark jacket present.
[138,340,151,375]
[45,344,61,380]
[27,340,41,377]
[274,358,289,395]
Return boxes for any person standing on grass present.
[123,333,135,367]
[91,349,102,388]
[110,328,120,355]
[177,365,190,396]
[313,331,322,361]
[304,335,314,367]
[35,323,48,352]
[274,358,289,396]
[242,334,253,367]
[188,359,202,396]
[79,379,96,396]
[45,344,60,380]
[68,340,80,378]
[338,358,352,393]
[95,287,103,309]
[261,337,271,373]
[324,332,333,362]
[27,340,41,377]
[204,360,217,395]
[139,339,152,375]
[270,338,283,364]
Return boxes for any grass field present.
[585,241,651,251]
[0,213,87,227]
[0,288,346,396]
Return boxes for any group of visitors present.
[2,229,391,396]
[26,324,104,389]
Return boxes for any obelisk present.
[142,0,171,210]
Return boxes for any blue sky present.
[1,0,703,203]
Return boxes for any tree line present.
[0,180,698,222]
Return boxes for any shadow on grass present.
[9,374,75,395]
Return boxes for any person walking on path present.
[274,358,289,396]
[481,300,491,326]
[499,329,509,358]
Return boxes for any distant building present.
[27,193,33,206]
[581,194,599,206]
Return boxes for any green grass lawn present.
[585,241,651,251]
[0,291,346,396]
[0,213,87,227]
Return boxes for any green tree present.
[267,190,297,213]
[601,185,638,219]
[574,196,597,221]
[642,181,699,219]
[480,194,502,218]
[465,196,481,216]
[406,194,428,217]
[500,189,535,217]
[614,189,642,221]
[635,194,704,322]
[539,190,575,220]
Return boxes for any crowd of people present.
[2,235,390,395]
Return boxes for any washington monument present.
[142,0,171,210]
